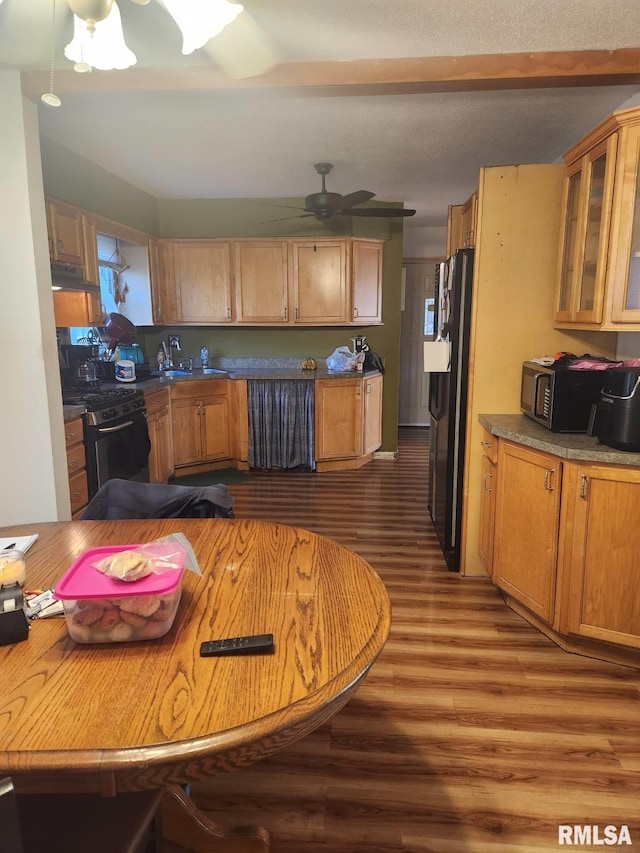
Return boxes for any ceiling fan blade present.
[263,214,316,223]
[203,10,281,79]
[338,190,376,209]
[342,208,417,217]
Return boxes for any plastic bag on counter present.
[326,346,359,372]
[91,534,202,581]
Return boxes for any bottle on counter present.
[200,347,209,368]
[157,347,165,369]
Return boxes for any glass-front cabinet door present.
[555,136,617,325]
[611,125,640,323]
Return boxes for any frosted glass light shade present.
[64,2,137,70]
[162,0,244,55]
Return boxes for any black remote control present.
[199,633,274,657]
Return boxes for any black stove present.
[62,386,145,426]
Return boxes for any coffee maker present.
[59,344,102,389]
[588,367,640,451]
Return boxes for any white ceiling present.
[2,0,640,234]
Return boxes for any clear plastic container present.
[0,549,26,587]
[54,545,183,644]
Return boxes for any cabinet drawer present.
[145,387,171,415]
[66,443,86,475]
[68,470,89,515]
[480,428,498,464]
[170,379,227,401]
[65,418,84,449]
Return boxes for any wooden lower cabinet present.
[493,441,562,623]
[315,374,383,470]
[362,373,383,455]
[477,430,498,574]
[485,431,640,666]
[65,417,88,518]
[560,462,640,651]
[145,388,173,484]
[171,381,230,469]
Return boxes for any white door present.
[398,261,439,426]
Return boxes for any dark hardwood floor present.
[186,427,640,852]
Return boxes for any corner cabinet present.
[315,373,383,471]
[555,105,640,330]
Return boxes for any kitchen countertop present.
[480,413,640,466]
[63,364,382,422]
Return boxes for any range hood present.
[50,262,97,293]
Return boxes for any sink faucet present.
[165,335,181,368]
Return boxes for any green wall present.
[40,136,159,234]
[39,139,404,453]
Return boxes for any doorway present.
[398,259,443,426]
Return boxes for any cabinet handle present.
[283,306,287,320]
[356,386,361,399]
[226,307,231,319]
[69,459,79,468]
[295,307,299,320]
[579,474,588,500]
[483,472,493,492]
[57,238,64,254]
[354,307,359,318]
[543,468,555,491]
[71,491,81,499]
[480,439,492,449]
[66,431,77,441]
[366,384,372,393]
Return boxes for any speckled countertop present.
[62,357,381,422]
[479,413,640,466]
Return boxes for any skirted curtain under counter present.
[247,380,316,470]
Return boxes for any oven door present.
[85,411,151,498]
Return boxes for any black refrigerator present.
[428,248,475,571]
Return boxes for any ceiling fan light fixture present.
[161,0,244,55]
[65,1,137,70]
[67,0,114,31]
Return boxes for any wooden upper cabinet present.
[352,239,383,324]
[555,105,640,330]
[555,136,617,326]
[460,192,478,248]
[170,240,232,324]
[446,192,477,255]
[234,241,288,323]
[289,240,349,324]
[46,198,85,265]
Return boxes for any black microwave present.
[520,361,606,432]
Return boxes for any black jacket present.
[80,479,235,520]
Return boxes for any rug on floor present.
[169,468,250,486]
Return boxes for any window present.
[424,297,435,338]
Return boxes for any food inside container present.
[0,549,26,587]
[54,545,184,644]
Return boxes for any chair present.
[80,478,235,520]
[1,777,164,853]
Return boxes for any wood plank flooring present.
[183,427,640,852]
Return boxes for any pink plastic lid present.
[54,544,184,600]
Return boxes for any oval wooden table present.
[0,518,390,852]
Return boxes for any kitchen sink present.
[150,368,228,377]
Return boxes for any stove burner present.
[62,387,140,410]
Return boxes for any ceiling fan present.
[277,163,416,223]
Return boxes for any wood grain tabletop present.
[0,518,390,793]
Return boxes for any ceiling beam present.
[22,48,640,99]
